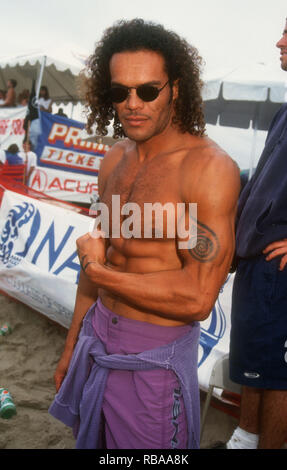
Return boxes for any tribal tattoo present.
[188,219,219,263]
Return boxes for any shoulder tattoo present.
[188,220,220,263]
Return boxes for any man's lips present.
[124,116,149,126]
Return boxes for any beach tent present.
[0,44,89,105]
[202,60,287,176]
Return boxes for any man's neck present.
[134,124,184,162]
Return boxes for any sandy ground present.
[0,294,75,449]
[0,293,237,450]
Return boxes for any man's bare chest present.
[100,155,184,240]
[102,155,181,208]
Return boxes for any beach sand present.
[0,293,74,449]
[0,292,237,450]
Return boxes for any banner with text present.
[32,112,109,202]
[0,108,110,203]
[0,189,94,328]
[0,107,26,149]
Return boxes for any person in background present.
[38,86,52,113]
[223,17,287,450]
[0,79,17,107]
[0,143,26,183]
[19,139,37,185]
[28,85,52,149]
[55,107,68,118]
[0,143,22,165]
[18,89,30,107]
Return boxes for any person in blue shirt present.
[0,144,23,165]
[226,18,287,450]
[0,143,26,183]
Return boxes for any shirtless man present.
[50,19,240,449]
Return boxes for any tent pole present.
[36,55,47,98]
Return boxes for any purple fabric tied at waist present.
[49,303,200,449]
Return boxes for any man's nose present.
[276,36,287,48]
[276,38,282,48]
[125,89,144,109]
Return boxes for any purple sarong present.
[49,299,200,449]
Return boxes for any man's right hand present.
[77,231,106,273]
[54,348,74,392]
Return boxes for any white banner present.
[0,107,26,149]
[0,190,94,327]
[29,166,98,202]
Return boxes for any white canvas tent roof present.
[203,60,287,103]
[0,44,89,105]
[202,60,287,131]
[202,60,287,177]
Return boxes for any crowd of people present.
[0,79,18,108]
[0,82,52,184]
[0,81,69,184]
[0,79,54,110]
[0,79,34,108]
[0,80,66,115]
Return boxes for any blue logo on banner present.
[0,201,80,283]
[35,111,104,176]
[0,203,41,267]
[198,278,228,366]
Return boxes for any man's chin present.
[280,58,287,71]
[123,128,152,143]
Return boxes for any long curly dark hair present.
[84,18,206,138]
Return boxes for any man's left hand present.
[263,238,287,270]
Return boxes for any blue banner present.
[34,112,107,176]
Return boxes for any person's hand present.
[54,348,74,392]
[76,230,106,275]
[263,238,287,270]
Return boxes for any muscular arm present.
[53,144,123,390]
[54,270,98,391]
[78,148,240,323]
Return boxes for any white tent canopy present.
[202,60,287,132]
[0,44,89,105]
[203,60,287,103]
[202,60,287,177]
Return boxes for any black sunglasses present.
[109,80,170,103]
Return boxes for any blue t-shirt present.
[236,103,287,258]
[4,151,24,165]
